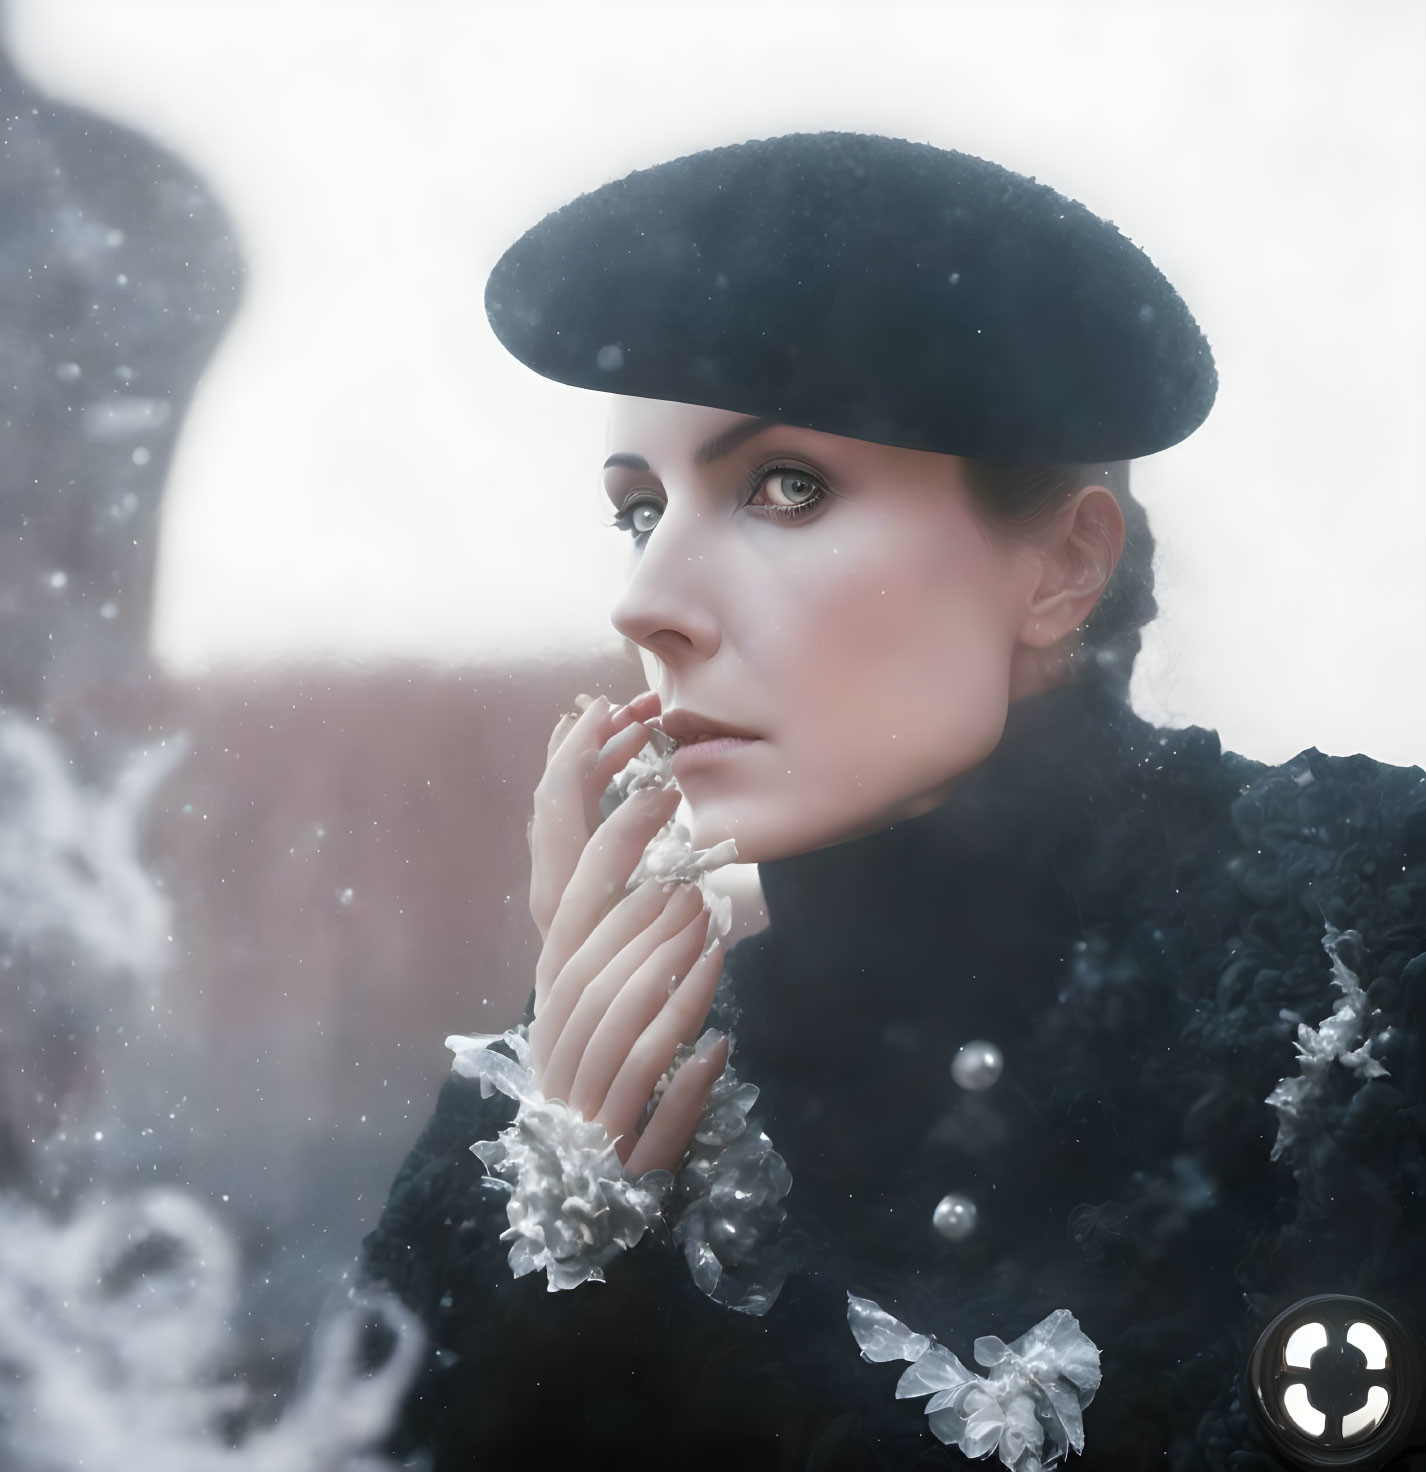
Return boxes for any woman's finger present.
[567,898,712,1119]
[538,783,680,983]
[545,708,582,766]
[621,1034,730,1175]
[529,693,660,936]
[540,883,703,1104]
[618,689,662,724]
[546,689,661,832]
[529,875,667,1065]
[529,696,613,936]
[529,709,662,941]
[596,937,724,1148]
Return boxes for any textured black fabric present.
[360,679,1426,1470]
[483,132,1217,462]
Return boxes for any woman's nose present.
[607,510,721,664]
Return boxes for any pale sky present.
[8,0,1425,766]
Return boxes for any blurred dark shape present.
[0,19,243,1198]
[0,28,242,743]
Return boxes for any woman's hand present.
[526,693,730,1177]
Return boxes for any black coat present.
[360,678,1426,1471]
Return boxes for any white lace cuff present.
[662,1034,794,1316]
[446,1025,796,1312]
[446,1028,672,1291]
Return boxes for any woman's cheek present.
[790,560,911,668]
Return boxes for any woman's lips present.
[669,734,760,775]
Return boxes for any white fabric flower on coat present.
[599,726,738,941]
[1265,924,1390,1164]
[848,1295,1101,1472]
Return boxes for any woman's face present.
[604,397,1047,863]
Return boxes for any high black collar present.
[726,674,1241,1262]
[726,670,1242,1112]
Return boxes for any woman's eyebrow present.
[693,416,779,465]
[601,416,781,475]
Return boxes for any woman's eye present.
[754,469,824,511]
[609,465,828,544]
[611,499,663,542]
[749,466,829,522]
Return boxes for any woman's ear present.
[1017,485,1126,649]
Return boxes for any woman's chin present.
[683,800,767,865]
[683,800,817,867]
[683,804,737,856]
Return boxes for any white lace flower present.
[599,726,739,937]
[848,1295,1101,1472]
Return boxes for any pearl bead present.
[951,1040,1004,1091]
[932,1193,978,1242]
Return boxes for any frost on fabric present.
[1265,924,1390,1163]
[0,1189,423,1472]
[0,715,183,979]
[446,1028,672,1291]
[848,1295,1101,1472]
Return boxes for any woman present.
[361,133,1426,1471]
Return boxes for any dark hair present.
[959,460,1157,696]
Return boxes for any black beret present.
[484,131,1216,463]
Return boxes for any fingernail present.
[616,698,656,727]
